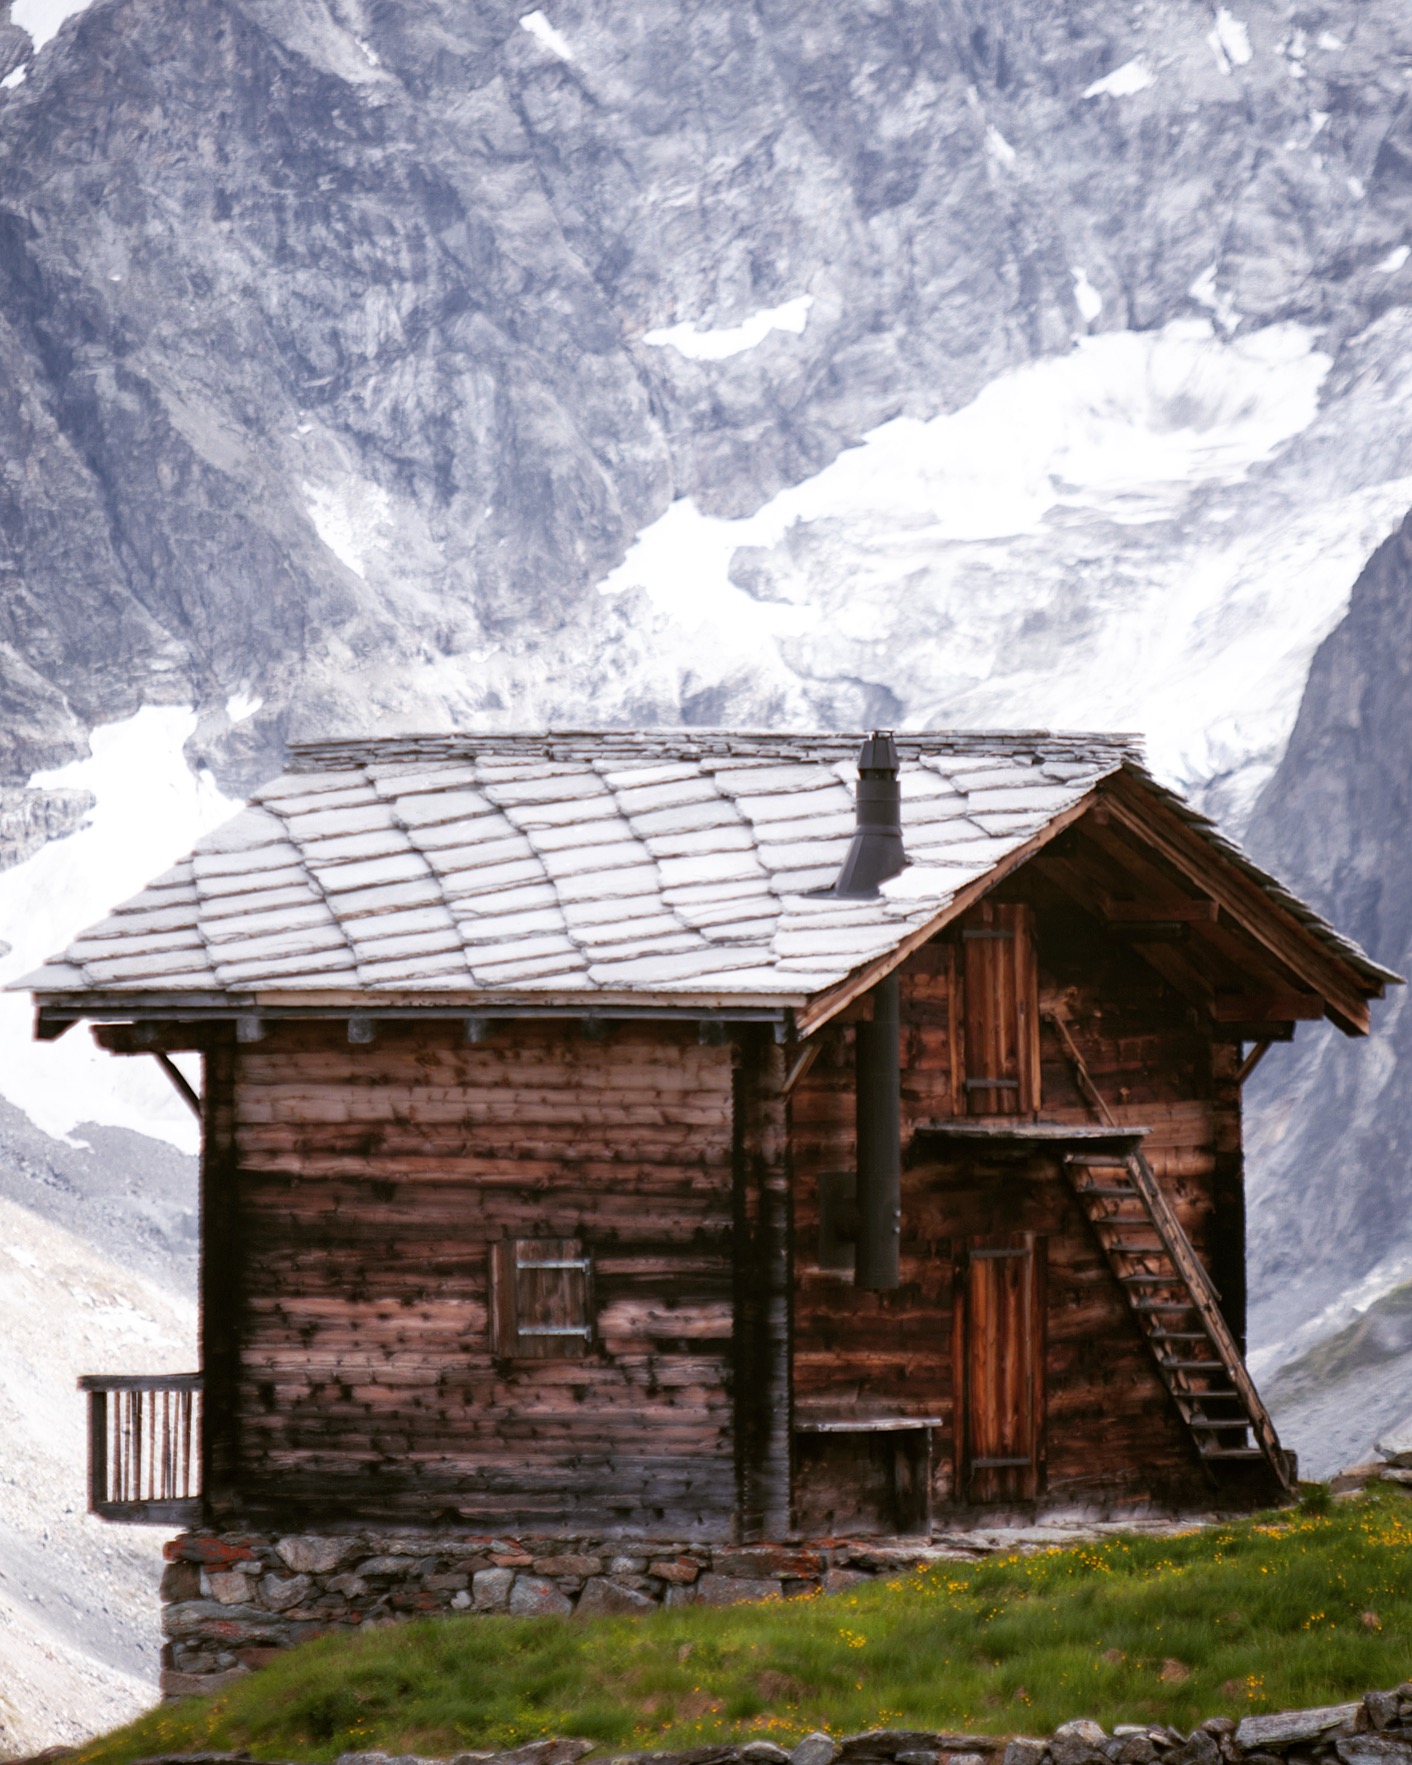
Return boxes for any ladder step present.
[1159,1360,1227,1372]
[1076,1186,1139,1197]
[1200,1446,1264,1460]
[1119,1272,1182,1284]
[1133,1300,1199,1311]
[1100,1237,1165,1251]
[1180,1416,1252,1431]
[1146,1329,1210,1340]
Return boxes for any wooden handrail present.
[81,1373,203,1524]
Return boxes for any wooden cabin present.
[24,731,1397,1546]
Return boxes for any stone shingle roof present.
[21,730,1396,1012]
[21,731,1135,1006]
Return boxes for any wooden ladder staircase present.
[1064,1146,1294,1496]
[1041,1006,1294,1498]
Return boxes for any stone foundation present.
[160,1519,1211,1699]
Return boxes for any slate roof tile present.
[26,729,1386,1011]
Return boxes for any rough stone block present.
[276,1535,348,1575]
[170,1535,258,1569]
[486,1743,595,1765]
[742,1746,792,1764]
[715,1546,825,1579]
[663,1584,698,1607]
[159,1560,202,1602]
[160,1664,250,1698]
[205,1570,257,1606]
[1003,1741,1046,1765]
[509,1574,573,1616]
[695,1572,781,1606]
[328,1573,369,1599]
[792,1734,838,1765]
[1056,1725,1107,1748]
[163,1600,286,1644]
[1116,1740,1156,1765]
[609,1556,647,1576]
[650,1556,702,1584]
[838,1546,929,1573]
[474,1567,515,1610]
[1236,1709,1363,1751]
[426,1572,471,1591]
[1337,1741,1412,1765]
[261,1573,313,1612]
[533,1554,604,1578]
[576,1577,658,1617]
[840,1733,973,1763]
[1163,1733,1219,1765]
[649,1560,702,1588]
[390,1588,446,1613]
[1052,1741,1105,1765]
[358,1555,415,1576]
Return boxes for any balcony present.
[78,1373,203,1525]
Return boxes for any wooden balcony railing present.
[78,1373,203,1524]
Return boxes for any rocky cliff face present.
[3,0,1412,799]
[1244,511,1412,1381]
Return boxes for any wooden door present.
[960,901,1040,1115]
[955,1233,1046,1502]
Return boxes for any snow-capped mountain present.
[3,0,1412,1742]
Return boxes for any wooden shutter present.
[960,901,1040,1115]
[954,1233,1046,1503]
[490,1237,591,1359]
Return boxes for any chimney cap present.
[857,730,899,773]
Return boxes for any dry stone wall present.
[159,1523,1203,1698]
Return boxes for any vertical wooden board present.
[1009,904,1042,1114]
[515,1237,589,1360]
[958,1234,1045,1503]
[202,1035,241,1519]
[959,901,1039,1118]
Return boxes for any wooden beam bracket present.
[153,1051,201,1119]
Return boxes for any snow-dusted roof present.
[21,730,1395,1015]
[22,732,1135,1008]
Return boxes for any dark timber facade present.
[27,732,1396,1555]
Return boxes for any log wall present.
[218,1019,744,1534]
[790,884,1239,1521]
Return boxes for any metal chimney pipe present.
[855,971,901,1290]
[833,731,906,897]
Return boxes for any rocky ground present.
[70,1683,1412,1765]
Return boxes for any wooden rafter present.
[1101,779,1376,1034]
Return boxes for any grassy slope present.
[76,1490,1412,1765]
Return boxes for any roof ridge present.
[289,728,1148,773]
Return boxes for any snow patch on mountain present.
[10,0,92,50]
[304,477,395,581]
[644,295,815,362]
[600,317,1409,820]
[0,707,238,1153]
[1084,58,1156,99]
[519,10,573,62]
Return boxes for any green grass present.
[76,1488,1412,1765]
